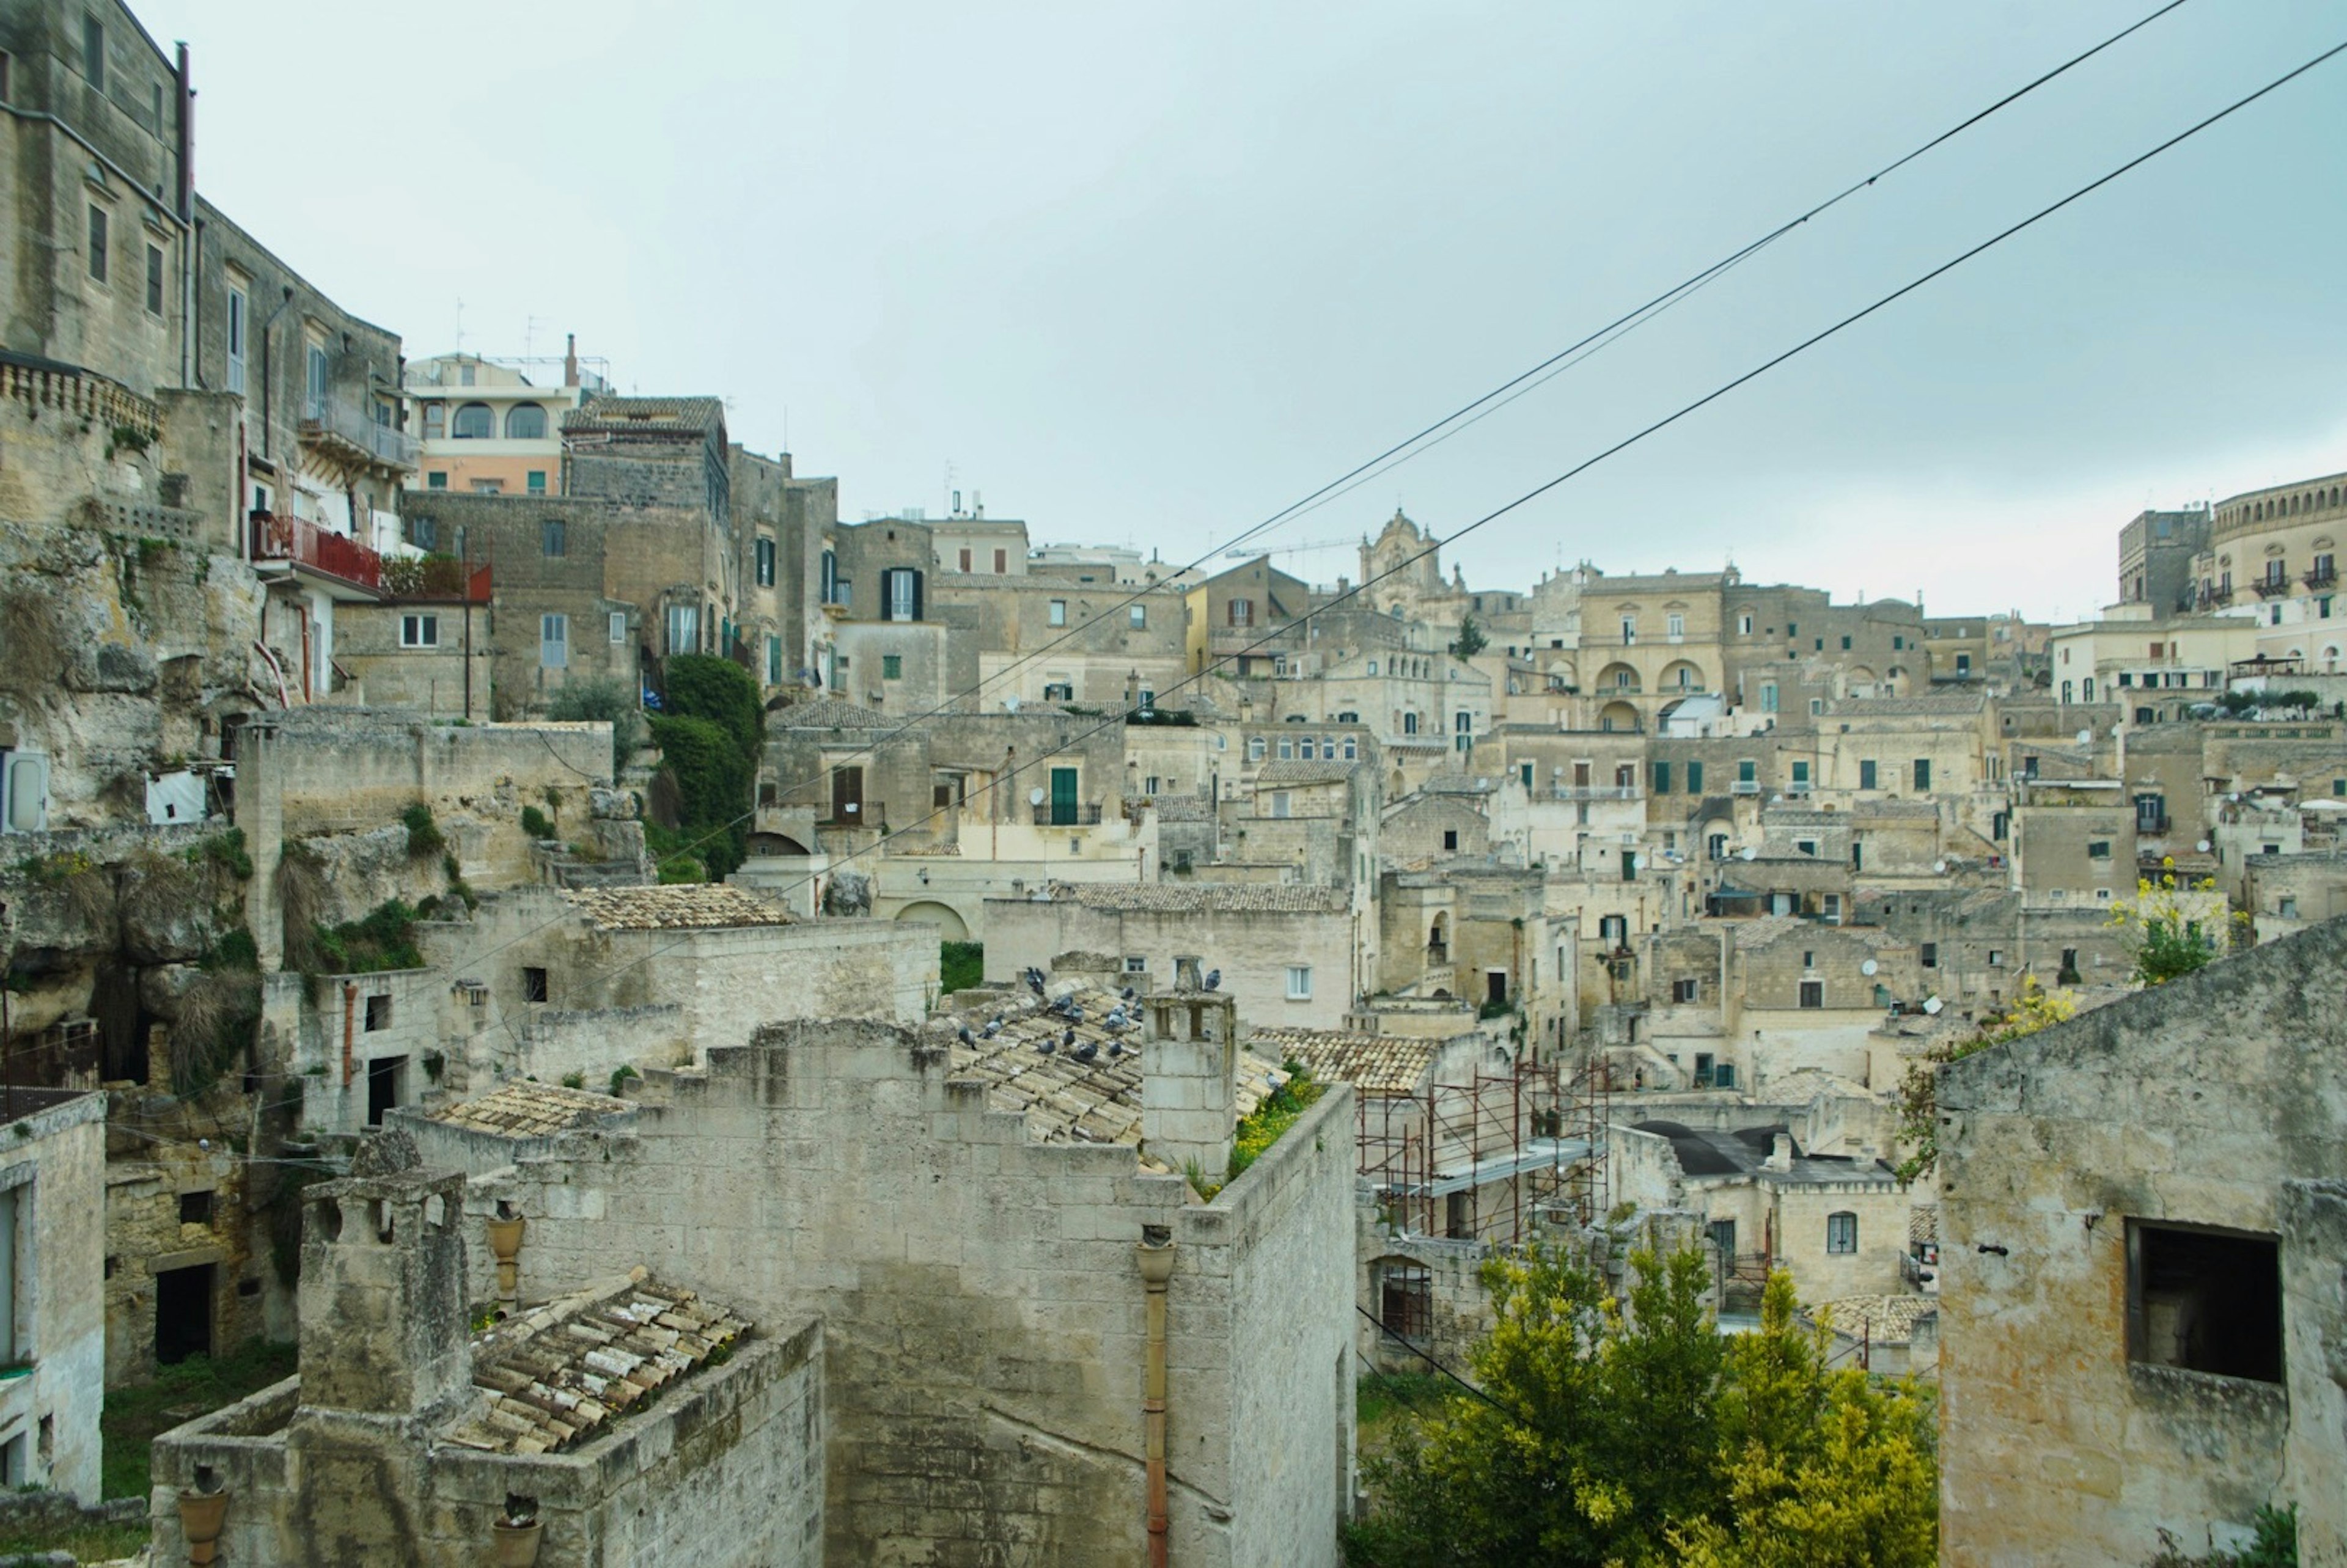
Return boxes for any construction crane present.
[1222,536,1357,560]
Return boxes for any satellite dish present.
[1861,959,1879,976]
[1028,787,1046,806]
[1739,846,1757,862]
[1923,995,1944,1015]
[2076,729,2092,746]
[2197,839,2211,852]
[1933,859,1948,874]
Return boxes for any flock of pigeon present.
[952,965,1220,1066]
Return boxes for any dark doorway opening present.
[1485,971,1507,1007]
[155,1263,213,1365]
[367,1056,406,1127]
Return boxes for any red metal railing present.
[249,511,384,593]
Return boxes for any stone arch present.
[1598,661,1640,692]
[894,900,971,941]
[1658,659,1704,693]
[1600,700,1640,732]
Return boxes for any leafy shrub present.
[940,940,984,994]
[310,899,424,974]
[663,654,763,756]
[548,675,645,777]
[1222,1063,1324,1187]
[520,805,554,841]
[560,1071,586,1090]
[197,827,254,879]
[648,714,751,877]
[611,1064,641,1096]
[400,802,444,860]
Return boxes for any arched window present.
[1826,1212,1857,1254]
[505,401,547,439]
[451,401,493,439]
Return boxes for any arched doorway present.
[894,900,969,941]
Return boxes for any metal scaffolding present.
[1358,1050,1611,1247]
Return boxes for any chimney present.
[564,334,579,389]
[1766,1132,1795,1173]
[296,1136,471,1420]
[1144,966,1238,1180]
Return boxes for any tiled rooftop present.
[1254,760,1358,787]
[1034,881,1350,914]
[563,884,792,931]
[771,697,892,730]
[562,395,725,431]
[936,982,1288,1168]
[428,1081,630,1140]
[1811,1294,1939,1343]
[1151,794,1213,822]
[1249,1027,1438,1094]
[448,1272,749,1456]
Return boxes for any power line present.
[405,0,2208,989]
[581,31,2345,992]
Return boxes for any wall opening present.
[1377,1261,1430,1341]
[155,1262,214,1365]
[2127,1220,2282,1383]
[367,1055,406,1127]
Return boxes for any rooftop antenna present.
[453,296,466,353]
[524,313,547,361]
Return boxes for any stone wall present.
[1937,920,2347,1566]
[450,1019,1356,1566]
[983,895,1357,1029]
[0,1091,106,1501]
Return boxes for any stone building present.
[2118,505,2213,615]
[1937,919,2347,1567]
[0,1089,106,1499]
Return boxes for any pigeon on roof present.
[1203,969,1221,991]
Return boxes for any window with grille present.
[1379,1264,1431,1339]
[1826,1212,1858,1255]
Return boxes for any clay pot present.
[485,1214,526,1301]
[178,1486,228,1565]
[491,1517,544,1566]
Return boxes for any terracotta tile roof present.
[1810,1294,1939,1343]
[1151,794,1213,822]
[562,884,791,931]
[448,1272,749,1455]
[1248,1027,1436,1094]
[1035,881,1350,914]
[1254,760,1358,787]
[1909,1203,1938,1244]
[772,697,891,730]
[561,395,725,432]
[936,982,1288,1168]
[428,1081,630,1139]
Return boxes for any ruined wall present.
[0,1092,106,1501]
[455,1020,1356,1567]
[983,896,1356,1029]
[1938,921,2347,1567]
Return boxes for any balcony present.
[1730,780,1761,796]
[1552,785,1642,801]
[1031,804,1104,827]
[381,554,492,603]
[2306,566,2338,590]
[2252,575,2294,599]
[299,402,419,472]
[249,512,384,598]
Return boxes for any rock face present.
[823,870,873,918]
[116,856,218,965]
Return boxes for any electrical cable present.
[435,1,2203,981]
[579,31,2347,994]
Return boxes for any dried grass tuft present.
[276,843,329,973]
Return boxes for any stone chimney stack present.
[296,1133,471,1420]
[564,332,579,389]
[1144,959,1238,1180]
[1766,1132,1796,1173]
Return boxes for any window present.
[1286,965,1313,1000]
[538,613,568,669]
[1667,613,1684,637]
[2087,840,2112,860]
[665,603,699,656]
[1790,760,1810,792]
[1956,652,1972,675]
[1796,838,1817,857]
[1229,597,1254,628]
[1912,758,1931,791]
[608,612,628,644]
[1686,761,1703,794]
[766,636,782,685]
[364,993,392,1031]
[882,654,902,681]
[86,204,108,283]
[1049,599,1067,627]
[451,402,493,439]
[1620,616,1636,643]
[1737,760,1757,785]
[1652,760,1671,794]
[527,470,546,496]
[1987,949,2005,967]
[82,12,103,88]
[178,1190,214,1226]
[1920,942,1937,968]
[830,764,864,821]
[1247,737,1265,762]
[1130,604,1147,629]
[1798,980,1823,1009]
[1859,760,1878,790]
[400,614,438,648]
[1826,1212,1858,1255]
[226,285,247,394]
[1760,681,1778,713]
[1403,713,1418,735]
[957,548,973,572]
[471,480,503,496]
[1840,635,1853,651]
[407,515,438,550]
[756,537,776,587]
[522,967,549,1004]
[1672,978,1700,1003]
[2280,896,2298,919]
[541,519,567,557]
[993,548,1009,573]
[1125,956,1148,974]
[305,342,328,417]
[145,244,164,314]
[504,403,547,439]
[1739,613,1754,635]
[820,549,839,604]
[2128,1222,2282,1383]
[1379,1264,1431,1339]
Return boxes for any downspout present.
[175,43,194,388]
[1137,1234,1176,1567]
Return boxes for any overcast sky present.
[137,1,2347,621]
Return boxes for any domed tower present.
[1360,509,1445,614]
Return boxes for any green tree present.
[647,655,764,877]
[1450,615,1489,658]
[1346,1253,1937,1568]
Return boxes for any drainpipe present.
[341,981,356,1089]
[1137,1234,1176,1567]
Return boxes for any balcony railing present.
[2252,576,2294,599]
[1730,780,1761,796]
[2306,566,2338,590]
[1031,804,1104,827]
[299,405,419,471]
[1552,785,1641,801]
[249,512,384,594]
